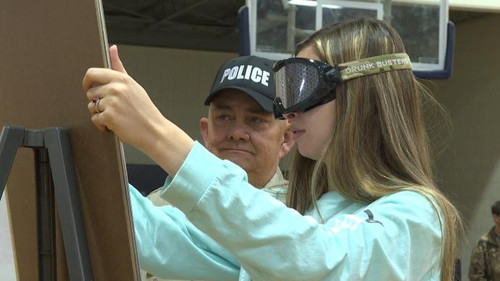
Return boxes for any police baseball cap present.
[205,56,276,112]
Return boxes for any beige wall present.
[431,13,500,280]
[118,13,500,280]
[117,45,237,164]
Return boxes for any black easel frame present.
[0,125,93,281]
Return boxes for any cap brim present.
[204,86,274,113]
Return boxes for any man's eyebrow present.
[212,104,268,114]
[247,108,269,115]
[212,104,231,111]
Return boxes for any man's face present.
[200,90,293,187]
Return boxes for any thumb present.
[109,45,128,74]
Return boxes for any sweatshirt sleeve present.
[129,184,240,281]
[162,142,444,281]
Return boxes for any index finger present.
[82,67,120,92]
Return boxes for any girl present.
[84,17,463,281]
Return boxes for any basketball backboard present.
[241,0,452,79]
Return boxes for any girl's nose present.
[283,111,298,120]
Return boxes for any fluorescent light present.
[322,4,342,9]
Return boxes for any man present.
[142,55,294,281]
[469,200,500,281]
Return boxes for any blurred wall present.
[431,13,500,280]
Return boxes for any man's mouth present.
[221,148,253,154]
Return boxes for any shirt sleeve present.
[129,184,240,281]
[162,142,444,281]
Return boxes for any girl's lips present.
[292,130,305,140]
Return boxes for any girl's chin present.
[297,146,320,161]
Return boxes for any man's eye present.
[248,117,265,126]
[216,115,231,121]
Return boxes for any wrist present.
[143,116,194,176]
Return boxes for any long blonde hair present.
[286,18,463,281]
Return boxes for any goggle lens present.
[274,61,320,110]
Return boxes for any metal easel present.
[0,125,93,281]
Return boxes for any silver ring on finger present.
[93,97,102,114]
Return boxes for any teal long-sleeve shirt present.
[130,142,443,281]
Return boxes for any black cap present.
[205,56,276,112]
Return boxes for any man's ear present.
[279,126,295,159]
[200,117,209,144]
[493,213,500,224]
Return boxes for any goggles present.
[273,53,412,119]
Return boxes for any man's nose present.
[228,124,250,141]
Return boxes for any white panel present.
[0,197,16,281]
